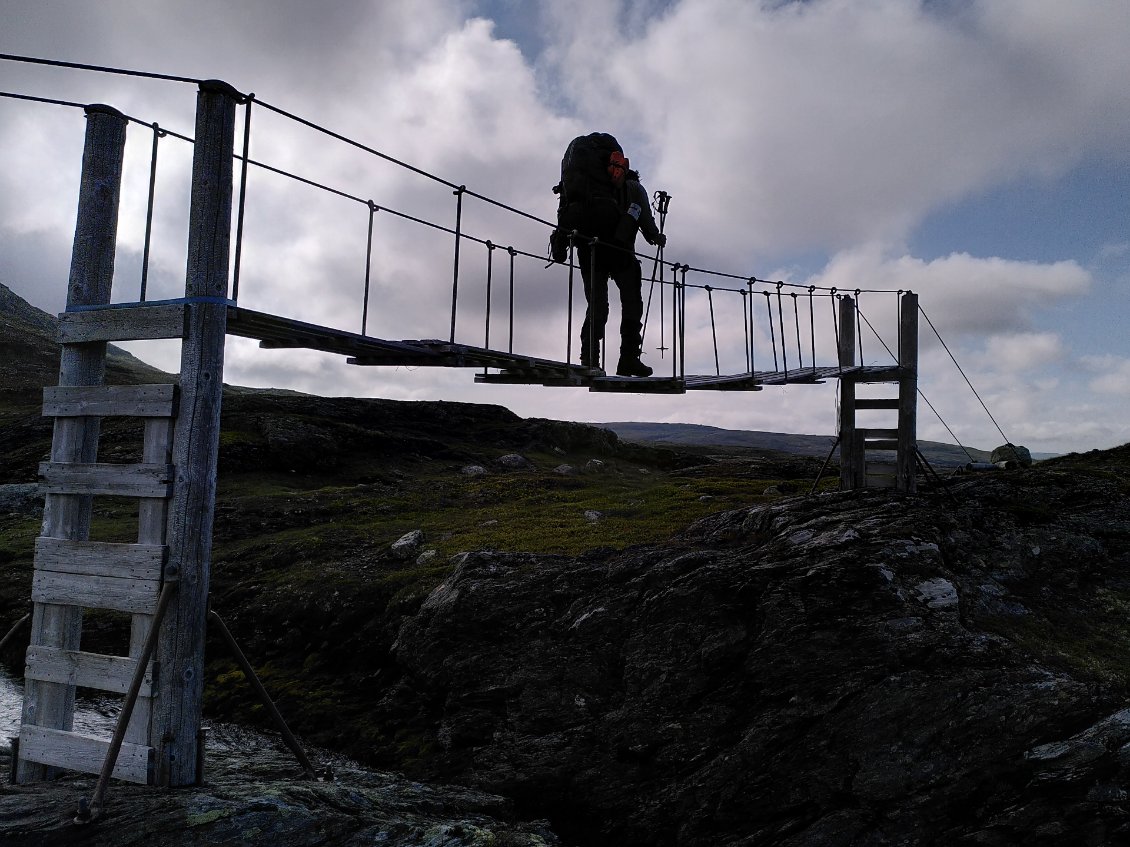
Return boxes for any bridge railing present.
[2,74,908,382]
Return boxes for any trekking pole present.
[641,190,671,347]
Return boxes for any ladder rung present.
[855,398,900,410]
[859,428,899,439]
[43,384,177,418]
[18,725,153,784]
[32,571,160,615]
[58,303,186,343]
[35,538,166,581]
[862,439,899,451]
[39,462,173,498]
[24,645,154,697]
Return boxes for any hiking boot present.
[616,357,653,377]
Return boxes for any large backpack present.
[549,133,623,262]
[557,132,622,206]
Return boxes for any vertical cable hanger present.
[139,122,167,302]
[361,201,378,335]
[507,246,517,354]
[231,93,254,304]
[449,185,466,343]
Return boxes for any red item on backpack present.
[608,151,629,187]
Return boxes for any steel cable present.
[857,303,977,464]
[919,304,1012,446]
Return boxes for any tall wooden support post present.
[837,296,859,490]
[895,292,918,493]
[17,105,127,783]
[151,81,238,786]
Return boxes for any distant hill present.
[601,421,998,468]
[0,282,170,392]
[0,282,1045,469]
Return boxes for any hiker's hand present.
[652,233,666,249]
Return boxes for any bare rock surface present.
[0,726,557,846]
[375,462,1130,846]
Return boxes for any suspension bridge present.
[1,57,945,804]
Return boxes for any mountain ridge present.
[5,283,1130,845]
[600,421,1058,467]
[2,282,1006,465]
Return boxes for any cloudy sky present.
[1,0,1127,455]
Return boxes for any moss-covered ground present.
[0,387,835,754]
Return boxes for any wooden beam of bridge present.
[226,307,903,395]
[62,303,904,395]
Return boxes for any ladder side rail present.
[18,105,128,784]
[896,292,919,493]
[128,416,175,747]
[837,295,859,490]
[152,80,238,787]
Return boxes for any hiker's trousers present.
[577,240,643,365]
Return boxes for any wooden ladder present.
[15,83,237,787]
[16,384,178,785]
[837,294,919,493]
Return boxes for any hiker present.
[552,133,666,376]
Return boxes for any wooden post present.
[837,296,859,490]
[896,292,919,493]
[18,105,127,783]
[151,80,238,786]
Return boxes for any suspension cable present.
[763,291,778,372]
[775,283,788,377]
[2,74,907,297]
[740,289,750,373]
[231,95,254,303]
[808,286,817,370]
[483,240,495,351]
[705,286,720,376]
[791,292,802,370]
[919,304,1012,445]
[855,290,864,365]
[139,122,166,302]
[362,200,378,335]
[856,303,977,464]
[0,90,88,110]
[748,279,757,375]
[507,246,516,354]
[830,289,841,374]
[0,52,203,85]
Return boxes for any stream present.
[0,665,356,777]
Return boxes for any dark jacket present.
[611,178,662,249]
[624,179,662,246]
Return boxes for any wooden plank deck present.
[225,307,908,394]
[57,303,907,395]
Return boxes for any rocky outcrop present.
[375,463,1130,846]
[0,728,558,846]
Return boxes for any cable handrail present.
[855,298,977,464]
[919,304,1011,446]
[0,53,905,295]
[2,55,1016,457]
[0,52,203,86]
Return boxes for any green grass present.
[213,458,790,564]
[982,588,1130,690]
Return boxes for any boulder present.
[991,443,1033,468]
[391,530,424,560]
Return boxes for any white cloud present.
[2,0,1129,455]
[805,246,1090,340]
[978,332,1066,372]
[1082,355,1130,397]
[539,0,1130,266]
